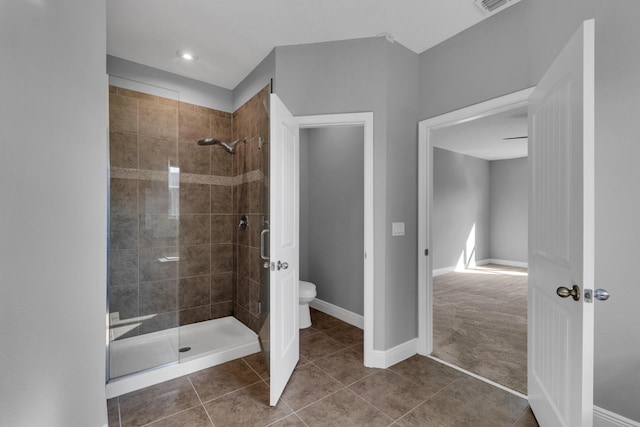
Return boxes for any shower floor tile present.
[107,310,539,427]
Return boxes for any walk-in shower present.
[106,78,271,397]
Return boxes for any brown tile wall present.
[108,85,235,339]
[232,85,270,333]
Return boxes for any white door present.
[528,20,595,427]
[269,94,300,406]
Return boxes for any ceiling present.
[432,106,528,161]
[107,0,503,90]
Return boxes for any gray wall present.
[300,127,365,315]
[384,42,420,344]
[490,158,528,263]
[0,2,107,426]
[433,151,527,270]
[232,49,275,111]
[299,129,310,280]
[419,0,640,419]
[592,2,640,419]
[275,38,419,349]
[433,148,491,270]
[108,55,233,112]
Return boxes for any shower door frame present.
[296,112,375,367]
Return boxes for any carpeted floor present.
[432,264,528,394]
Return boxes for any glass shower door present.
[107,79,181,379]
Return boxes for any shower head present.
[197,138,246,154]
[197,138,221,146]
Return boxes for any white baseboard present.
[433,259,527,276]
[369,338,418,369]
[595,406,640,427]
[310,298,364,329]
[433,265,456,276]
[485,258,528,268]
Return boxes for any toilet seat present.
[299,280,316,298]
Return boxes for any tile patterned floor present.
[108,308,539,426]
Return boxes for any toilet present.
[298,280,317,329]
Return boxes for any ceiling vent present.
[474,0,522,15]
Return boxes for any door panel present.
[528,20,595,427]
[269,94,300,406]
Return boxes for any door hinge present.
[424,249,429,256]
[258,301,262,314]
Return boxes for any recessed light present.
[176,50,198,61]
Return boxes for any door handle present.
[584,288,610,303]
[277,261,288,271]
[594,289,610,301]
[556,284,580,301]
[269,261,289,271]
[260,229,270,260]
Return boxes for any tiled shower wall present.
[108,85,235,338]
[108,84,270,338]
[232,86,270,333]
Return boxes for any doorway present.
[299,125,364,319]
[417,88,534,395]
[296,113,375,367]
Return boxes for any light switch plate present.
[392,222,405,236]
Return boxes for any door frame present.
[295,112,375,367]
[417,88,534,356]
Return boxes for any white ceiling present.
[432,106,528,161]
[107,0,499,90]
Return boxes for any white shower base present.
[106,316,260,398]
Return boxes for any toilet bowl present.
[298,280,317,329]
